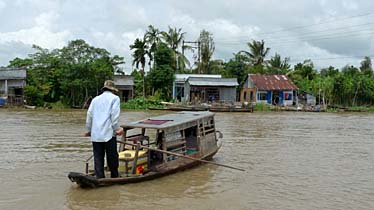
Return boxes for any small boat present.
[149,106,254,112]
[208,107,254,112]
[24,104,36,109]
[68,111,223,188]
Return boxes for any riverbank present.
[2,104,374,113]
[2,100,374,113]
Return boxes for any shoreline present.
[2,105,374,113]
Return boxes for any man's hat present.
[102,80,118,92]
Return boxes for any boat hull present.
[68,146,220,188]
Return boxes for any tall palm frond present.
[130,38,149,97]
[240,40,270,66]
[161,26,188,72]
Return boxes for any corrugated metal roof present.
[175,74,221,82]
[113,75,134,86]
[0,68,27,80]
[187,77,238,87]
[250,74,298,90]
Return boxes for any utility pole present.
[183,40,200,73]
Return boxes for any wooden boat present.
[24,104,36,109]
[68,111,223,188]
[149,106,253,112]
[208,107,254,112]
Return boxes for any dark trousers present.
[92,137,119,178]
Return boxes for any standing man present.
[85,80,124,178]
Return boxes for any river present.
[0,109,373,210]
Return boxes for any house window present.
[258,92,267,100]
[250,91,254,100]
[285,92,292,100]
[243,91,247,100]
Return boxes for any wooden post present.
[85,162,89,174]
[212,117,217,141]
[131,143,140,174]
[125,161,129,175]
[119,128,127,152]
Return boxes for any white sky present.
[0,0,373,73]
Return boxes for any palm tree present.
[145,25,161,52]
[241,40,270,67]
[161,26,190,72]
[130,38,150,97]
[144,25,161,69]
[266,53,291,75]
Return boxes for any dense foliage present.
[8,40,124,106]
[147,43,175,100]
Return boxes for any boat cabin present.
[118,111,219,175]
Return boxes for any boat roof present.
[121,111,215,130]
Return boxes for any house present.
[298,91,316,106]
[172,74,222,102]
[113,75,134,102]
[240,74,298,106]
[0,67,27,106]
[183,77,238,103]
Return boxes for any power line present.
[290,55,371,62]
[269,31,374,47]
[182,40,200,71]
[214,23,374,44]
[214,12,374,42]
[258,12,374,35]
[214,29,374,47]
[264,23,374,41]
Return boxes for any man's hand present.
[84,132,91,137]
[115,128,124,136]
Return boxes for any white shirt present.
[86,91,121,142]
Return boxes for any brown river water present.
[0,109,373,210]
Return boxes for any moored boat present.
[68,111,223,188]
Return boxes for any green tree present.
[331,72,354,106]
[130,38,150,97]
[320,66,339,77]
[145,25,161,54]
[145,25,161,69]
[197,30,215,74]
[161,26,190,72]
[8,57,33,68]
[266,53,291,75]
[293,59,317,80]
[147,43,175,100]
[59,39,121,106]
[130,70,143,97]
[240,39,270,73]
[19,39,124,106]
[209,59,226,75]
[25,45,61,105]
[359,56,373,76]
[224,53,250,88]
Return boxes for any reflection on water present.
[66,165,215,210]
[1,109,374,210]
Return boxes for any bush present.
[121,96,164,110]
[51,101,70,109]
[253,102,271,111]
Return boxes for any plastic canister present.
[0,98,5,105]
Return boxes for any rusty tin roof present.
[250,74,298,90]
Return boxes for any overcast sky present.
[0,0,373,73]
